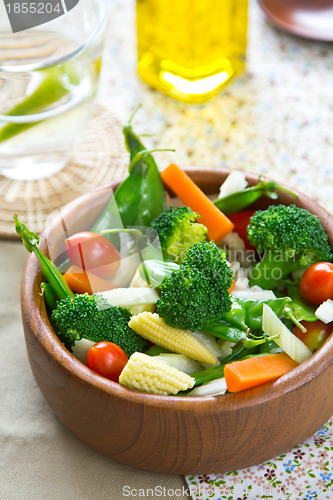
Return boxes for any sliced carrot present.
[160,163,234,243]
[224,352,299,392]
[229,277,236,293]
[63,265,115,295]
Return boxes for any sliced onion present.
[315,299,333,324]
[262,304,312,363]
[72,338,95,364]
[155,354,202,374]
[98,287,159,307]
[218,171,248,199]
[232,287,276,300]
[187,377,228,397]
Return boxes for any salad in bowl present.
[17,113,333,474]
[16,114,333,399]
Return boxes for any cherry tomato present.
[299,262,333,305]
[294,320,332,352]
[86,341,128,382]
[63,265,115,295]
[227,210,257,251]
[65,231,120,278]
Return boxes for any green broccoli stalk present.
[156,240,233,331]
[150,206,207,264]
[51,293,147,356]
[248,204,332,289]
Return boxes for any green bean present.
[240,296,291,331]
[189,344,259,387]
[282,284,317,332]
[40,282,58,310]
[202,322,247,343]
[91,118,168,232]
[14,214,73,301]
[213,179,297,215]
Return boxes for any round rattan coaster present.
[0,105,129,239]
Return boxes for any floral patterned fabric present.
[185,418,333,499]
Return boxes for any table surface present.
[1,1,332,499]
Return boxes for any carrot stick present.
[64,265,115,295]
[161,164,234,243]
[224,352,299,392]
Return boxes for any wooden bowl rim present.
[21,167,333,413]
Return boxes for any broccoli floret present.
[151,206,207,264]
[156,240,233,331]
[247,204,332,289]
[51,293,147,356]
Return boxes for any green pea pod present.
[91,142,166,233]
[145,345,171,356]
[40,282,58,310]
[0,64,79,143]
[123,106,146,160]
[259,340,283,354]
[241,296,292,331]
[14,214,74,301]
[222,297,248,330]
[202,298,248,337]
[115,149,166,227]
[237,353,269,361]
[202,322,247,343]
[284,284,317,323]
[242,333,280,349]
[213,179,297,215]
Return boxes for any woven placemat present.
[0,105,129,239]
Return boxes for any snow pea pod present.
[116,149,166,227]
[202,322,247,343]
[213,179,297,215]
[123,107,146,160]
[91,131,166,232]
[222,297,248,330]
[240,296,292,331]
[203,297,248,334]
[259,339,283,354]
[14,214,74,301]
[283,284,317,330]
[40,282,58,310]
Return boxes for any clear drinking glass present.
[0,0,107,180]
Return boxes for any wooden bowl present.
[21,168,333,475]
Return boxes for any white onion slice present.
[98,287,159,308]
[262,304,312,363]
[315,299,333,324]
[187,377,228,397]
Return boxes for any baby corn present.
[119,352,195,395]
[129,312,218,365]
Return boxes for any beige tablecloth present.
[1,0,333,499]
[0,241,190,499]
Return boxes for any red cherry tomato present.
[227,210,257,251]
[293,320,332,352]
[86,341,128,382]
[299,262,333,305]
[65,231,120,278]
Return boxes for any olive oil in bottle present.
[136,0,248,103]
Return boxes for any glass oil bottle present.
[136,0,248,103]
